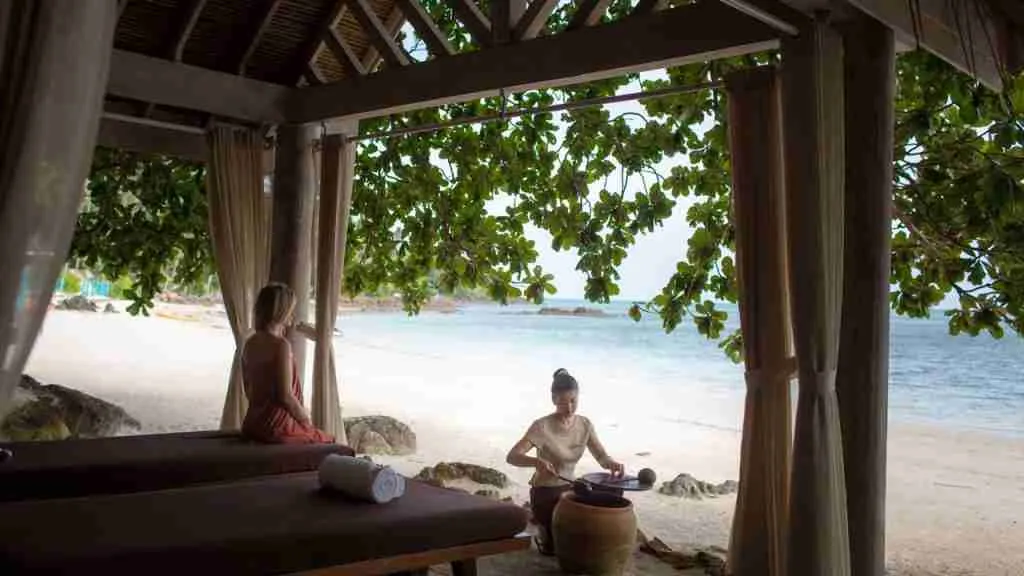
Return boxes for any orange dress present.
[242,357,334,444]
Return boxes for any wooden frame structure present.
[3,1,1024,575]
[291,533,529,575]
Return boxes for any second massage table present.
[0,430,354,501]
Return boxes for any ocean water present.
[333,298,1024,438]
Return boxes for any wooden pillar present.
[837,12,895,576]
[270,123,317,379]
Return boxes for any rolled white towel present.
[318,454,406,503]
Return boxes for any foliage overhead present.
[74,3,1024,360]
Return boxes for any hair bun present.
[553,368,570,378]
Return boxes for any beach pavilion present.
[1,0,1022,574]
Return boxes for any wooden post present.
[837,12,895,576]
[270,123,317,380]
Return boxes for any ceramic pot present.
[552,491,637,575]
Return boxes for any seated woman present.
[506,368,623,556]
[241,283,333,444]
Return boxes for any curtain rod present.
[345,79,725,143]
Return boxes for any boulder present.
[103,303,118,314]
[0,375,141,441]
[56,295,98,312]
[0,400,72,441]
[658,473,738,499]
[415,462,510,489]
[342,415,416,455]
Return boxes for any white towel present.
[317,454,406,503]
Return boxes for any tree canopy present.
[72,3,1024,359]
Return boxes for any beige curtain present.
[725,66,792,576]
[0,1,117,412]
[312,130,356,443]
[781,22,851,576]
[207,126,271,430]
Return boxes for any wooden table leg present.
[450,559,478,576]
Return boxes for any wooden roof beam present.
[290,2,781,123]
[108,50,289,123]
[513,0,558,41]
[492,0,526,44]
[288,0,348,85]
[567,0,614,31]
[167,0,208,61]
[447,0,493,47]
[845,0,1009,90]
[234,0,284,75]
[398,0,456,57]
[326,28,367,76]
[347,0,409,68]
[362,7,406,71]
[304,63,327,85]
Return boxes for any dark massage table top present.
[0,430,354,502]
[0,473,529,575]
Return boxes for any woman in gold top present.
[506,368,624,555]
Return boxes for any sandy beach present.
[22,303,1024,575]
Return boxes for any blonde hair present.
[253,283,296,331]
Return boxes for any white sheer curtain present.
[725,66,793,576]
[0,1,117,413]
[206,126,270,430]
[312,130,356,443]
[781,21,851,576]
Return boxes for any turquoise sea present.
[335,298,1024,438]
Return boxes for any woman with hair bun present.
[506,368,624,555]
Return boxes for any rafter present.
[632,0,669,16]
[513,0,558,41]
[447,0,492,47]
[398,0,455,57]
[361,7,405,72]
[234,0,284,75]
[291,2,780,123]
[491,0,525,44]
[567,0,613,30]
[326,28,367,77]
[167,0,208,61]
[347,0,409,68]
[304,63,326,86]
[288,0,347,85]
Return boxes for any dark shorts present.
[530,484,571,537]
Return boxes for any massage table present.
[0,430,354,501]
[0,472,530,575]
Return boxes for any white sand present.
[23,305,1024,575]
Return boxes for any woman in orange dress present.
[241,282,334,444]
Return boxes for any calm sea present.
[334,298,1024,438]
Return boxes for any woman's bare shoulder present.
[243,333,291,360]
